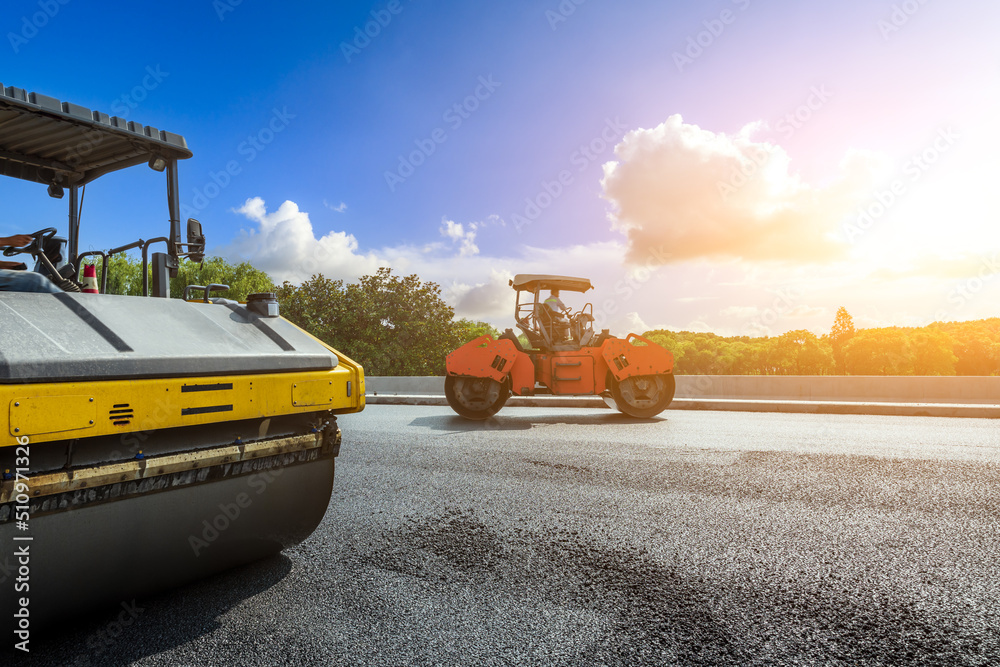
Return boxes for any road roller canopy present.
[0,83,202,293]
[509,274,593,293]
[0,83,192,188]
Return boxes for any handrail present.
[141,237,169,297]
[183,284,231,302]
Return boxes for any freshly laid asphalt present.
[15,405,1000,666]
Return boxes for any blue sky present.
[3,0,999,335]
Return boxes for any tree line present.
[645,308,1000,376]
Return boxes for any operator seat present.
[533,302,558,348]
[515,318,546,351]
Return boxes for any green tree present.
[741,339,769,375]
[93,254,274,301]
[797,335,835,375]
[276,274,350,348]
[775,330,834,375]
[944,322,1000,375]
[171,257,275,301]
[725,340,753,374]
[85,253,145,296]
[843,328,910,375]
[763,335,797,375]
[909,329,957,376]
[829,307,855,374]
[644,316,1000,377]
[277,268,497,376]
[451,318,501,347]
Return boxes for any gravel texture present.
[12,406,1000,666]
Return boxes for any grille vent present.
[110,403,133,426]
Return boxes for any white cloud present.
[676,296,719,303]
[601,114,887,265]
[439,218,479,257]
[440,218,465,241]
[323,200,348,213]
[684,320,714,333]
[719,306,760,319]
[218,197,384,284]
[786,305,827,319]
[607,311,648,338]
[449,269,514,321]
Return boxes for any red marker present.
[82,264,99,294]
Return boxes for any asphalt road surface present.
[15,406,1000,666]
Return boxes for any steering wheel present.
[3,227,57,261]
[1,227,79,291]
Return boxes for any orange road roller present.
[445,274,674,419]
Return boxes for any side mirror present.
[186,218,205,263]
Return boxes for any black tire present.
[445,375,511,420]
[608,373,675,418]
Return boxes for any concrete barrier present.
[367,375,1000,404]
[674,376,1000,404]
[368,376,444,396]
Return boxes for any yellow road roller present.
[0,84,364,635]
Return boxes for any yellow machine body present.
[0,84,365,630]
[1,356,364,448]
